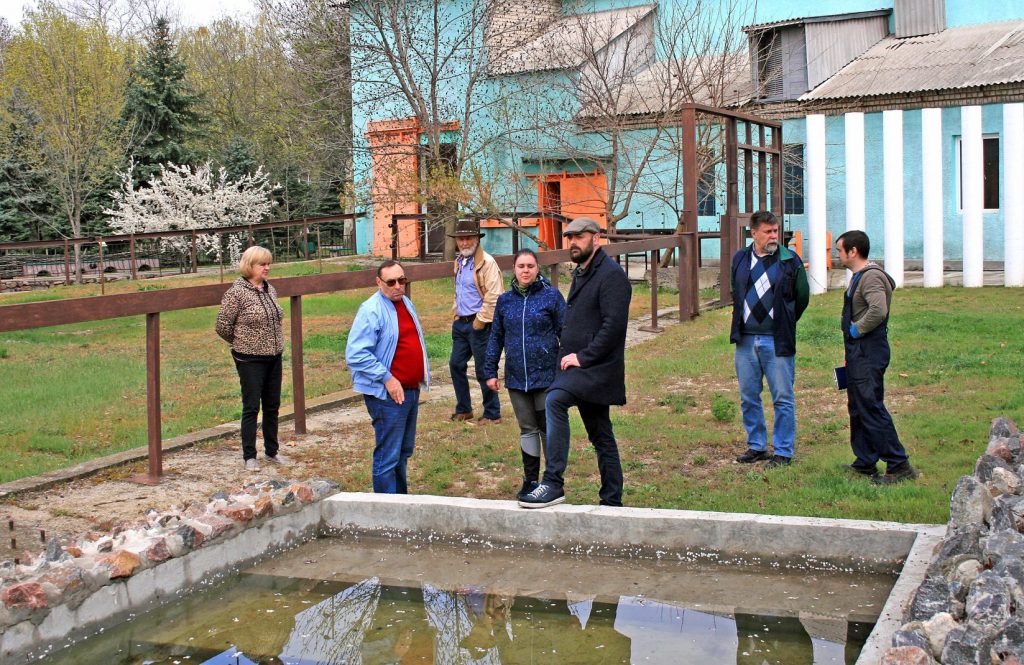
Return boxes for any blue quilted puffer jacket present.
[483,275,566,392]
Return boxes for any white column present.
[806,114,828,294]
[844,113,865,232]
[961,105,984,287]
[921,108,944,287]
[1004,103,1024,287]
[883,110,905,288]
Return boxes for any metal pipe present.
[290,296,306,435]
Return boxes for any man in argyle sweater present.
[729,211,809,468]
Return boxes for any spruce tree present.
[221,136,259,181]
[0,92,57,242]
[122,17,203,185]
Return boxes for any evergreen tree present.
[122,17,204,185]
[221,135,259,180]
[0,91,57,242]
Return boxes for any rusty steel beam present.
[290,296,306,435]
[131,312,163,485]
[681,106,698,234]
[638,249,662,333]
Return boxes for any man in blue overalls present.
[836,230,917,485]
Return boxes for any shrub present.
[711,393,736,422]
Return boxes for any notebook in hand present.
[834,366,848,390]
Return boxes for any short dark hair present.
[749,210,777,229]
[836,230,870,258]
[513,248,538,263]
[377,259,402,278]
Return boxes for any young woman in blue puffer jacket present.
[484,249,566,501]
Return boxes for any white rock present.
[922,612,958,659]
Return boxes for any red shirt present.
[389,300,425,389]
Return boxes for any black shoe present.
[516,480,539,502]
[844,463,879,478]
[736,448,771,463]
[766,455,791,469]
[873,464,918,485]
[518,483,565,509]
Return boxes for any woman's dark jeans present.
[233,352,282,461]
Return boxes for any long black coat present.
[549,247,631,405]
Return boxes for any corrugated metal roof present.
[488,4,657,75]
[802,20,1024,100]
[743,9,890,33]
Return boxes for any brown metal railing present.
[0,234,696,484]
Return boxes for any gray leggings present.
[507,388,547,481]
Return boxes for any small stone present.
[942,625,995,665]
[991,416,1020,440]
[253,496,273,519]
[96,537,114,553]
[65,546,83,558]
[257,479,289,490]
[880,645,938,665]
[965,571,1012,635]
[989,467,1023,496]
[909,576,952,621]
[1,581,48,610]
[893,627,931,652]
[98,549,141,579]
[953,559,985,588]
[949,477,994,531]
[175,524,204,550]
[990,496,1020,532]
[983,531,1024,567]
[209,491,229,501]
[994,557,1024,589]
[931,526,984,576]
[922,612,958,659]
[44,538,66,562]
[164,533,186,557]
[218,504,254,523]
[193,514,235,540]
[38,564,88,607]
[288,483,315,503]
[144,538,171,563]
[993,617,1024,660]
[976,455,1013,483]
[987,437,1017,464]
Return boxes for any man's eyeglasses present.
[381,276,408,287]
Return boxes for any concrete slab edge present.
[1,503,323,665]
[0,390,365,500]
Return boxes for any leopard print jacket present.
[215,277,284,356]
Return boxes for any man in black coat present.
[519,217,632,508]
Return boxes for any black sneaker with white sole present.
[516,479,539,502]
[518,483,565,509]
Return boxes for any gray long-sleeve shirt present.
[850,263,896,336]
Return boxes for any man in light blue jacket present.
[346,260,431,493]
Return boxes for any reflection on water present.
[40,538,884,665]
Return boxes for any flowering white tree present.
[105,161,279,268]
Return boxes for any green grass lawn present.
[1,270,1020,525]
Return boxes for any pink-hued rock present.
[38,565,88,606]
[193,515,235,540]
[98,550,141,579]
[144,539,171,563]
[2,582,48,610]
[65,546,83,558]
[880,646,937,665]
[253,496,273,519]
[289,483,314,503]
[986,438,1014,463]
[218,504,254,524]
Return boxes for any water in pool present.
[38,536,893,664]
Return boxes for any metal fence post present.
[132,312,163,485]
[290,296,306,435]
[638,248,662,333]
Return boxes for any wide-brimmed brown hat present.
[447,219,485,238]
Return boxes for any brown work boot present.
[450,412,474,422]
[476,416,502,425]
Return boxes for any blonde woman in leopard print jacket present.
[216,246,290,472]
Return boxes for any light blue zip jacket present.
[345,291,431,401]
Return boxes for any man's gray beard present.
[459,243,477,258]
[765,241,779,254]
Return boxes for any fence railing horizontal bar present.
[0,236,684,333]
[0,213,365,252]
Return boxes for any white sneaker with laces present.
[244,458,260,472]
[265,454,292,467]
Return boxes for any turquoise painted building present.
[350,0,1024,286]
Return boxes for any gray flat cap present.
[562,217,601,236]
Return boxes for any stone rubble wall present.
[880,417,1024,665]
[0,478,339,664]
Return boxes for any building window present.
[957,135,1000,211]
[697,168,716,216]
[783,144,804,215]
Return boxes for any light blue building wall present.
[351,0,1024,259]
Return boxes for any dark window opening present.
[756,30,783,100]
[697,169,716,216]
[783,144,804,215]
[958,136,1000,210]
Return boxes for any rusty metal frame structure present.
[0,235,696,485]
[0,213,365,287]
[677,103,783,309]
[389,211,576,260]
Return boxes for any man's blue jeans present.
[363,388,419,493]
[450,318,500,419]
[734,334,796,458]
[542,388,623,506]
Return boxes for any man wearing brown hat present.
[449,219,503,424]
[520,217,631,508]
